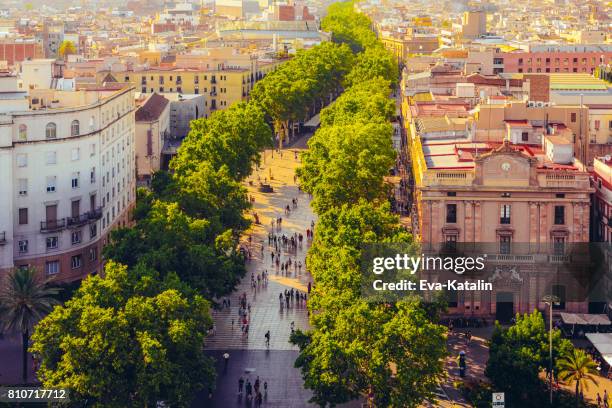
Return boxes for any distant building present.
[592,156,612,243]
[134,93,170,184]
[461,10,486,40]
[0,38,43,66]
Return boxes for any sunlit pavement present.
[197,139,319,406]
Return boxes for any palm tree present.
[0,267,60,383]
[557,348,599,407]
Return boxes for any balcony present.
[67,214,90,228]
[88,207,103,221]
[0,231,6,245]
[40,218,66,233]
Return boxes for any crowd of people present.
[208,147,317,404]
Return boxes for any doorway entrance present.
[496,292,514,323]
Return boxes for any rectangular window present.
[445,235,457,252]
[46,236,58,250]
[18,239,28,253]
[17,154,27,167]
[500,236,511,254]
[89,247,97,261]
[46,176,57,192]
[570,113,576,123]
[500,205,511,224]
[71,199,80,218]
[71,255,82,269]
[71,230,82,245]
[71,148,80,161]
[90,167,96,183]
[72,172,80,189]
[554,206,565,225]
[46,151,56,165]
[594,120,600,130]
[521,132,528,142]
[90,143,96,156]
[553,237,565,255]
[18,208,28,225]
[45,261,60,275]
[18,178,27,196]
[90,223,97,238]
[446,204,457,223]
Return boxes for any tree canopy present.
[292,6,446,406]
[31,262,215,408]
[485,310,574,406]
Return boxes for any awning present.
[585,333,612,366]
[561,313,611,326]
[303,113,320,127]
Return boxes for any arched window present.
[45,122,57,139]
[18,124,27,141]
[71,120,80,136]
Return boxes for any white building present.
[0,85,136,281]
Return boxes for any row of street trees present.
[22,34,359,407]
[293,3,447,407]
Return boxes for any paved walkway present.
[199,142,319,406]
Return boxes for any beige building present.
[134,93,170,183]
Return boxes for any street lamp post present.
[542,294,560,406]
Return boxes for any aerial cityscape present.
[0,0,610,407]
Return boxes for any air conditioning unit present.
[528,101,535,107]
[536,102,545,107]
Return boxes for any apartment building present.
[592,156,612,243]
[497,45,612,75]
[99,61,280,117]
[0,84,136,282]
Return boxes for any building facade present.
[592,156,612,243]
[99,61,280,117]
[0,86,136,281]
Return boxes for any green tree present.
[485,310,574,405]
[557,348,599,407]
[104,201,245,298]
[58,40,76,59]
[297,123,396,214]
[320,78,395,127]
[344,46,399,87]
[30,262,215,407]
[0,267,59,383]
[250,68,313,148]
[321,2,378,52]
[171,102,272,181]
[294,298,445,407]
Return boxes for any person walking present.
[265,330,270,347]
[238,376,244,395]
[246,380,252,400]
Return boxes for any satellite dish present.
[605,154,611,162]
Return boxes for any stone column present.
[465,201,474,243]
[474,201,482,243]
[529,202,539,250]
[431,201,441,245]
[539,202,548,245]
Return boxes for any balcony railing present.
[88,207,103,220]
[68,207,103,227]
[0,231,6,245]
[68,213,89,227]
[40,218,66,233]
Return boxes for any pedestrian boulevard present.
[205,148,314,351]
